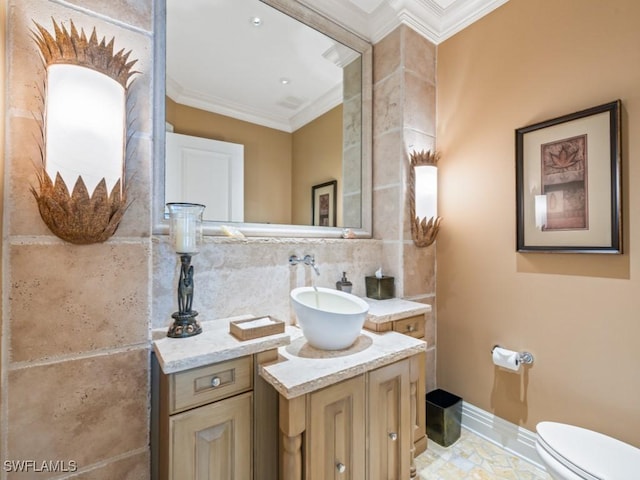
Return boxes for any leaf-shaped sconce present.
[30,19,138,244]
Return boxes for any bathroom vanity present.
[261,328,426,480]
[152,314,426,480]
[151,316,290,480]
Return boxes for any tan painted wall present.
[291,105,343,226]
[166,98,293,224]
[436,0,640,446]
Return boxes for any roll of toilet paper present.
[492,347,521,372]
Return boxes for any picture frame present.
[515,100,621,253]
[312,180,337,227]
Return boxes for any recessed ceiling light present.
[280,78,291,85]
[250,16,262,27]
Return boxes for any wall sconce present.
[167,203,206,338]
[31,20,138,244]
[409,149,442,247]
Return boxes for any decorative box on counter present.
[229,316,285,341]
[365,275,395,300]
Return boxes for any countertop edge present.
[260,340,426,399]
[155,333,291,374]
[364,298,432,324]
[152,315,291,374]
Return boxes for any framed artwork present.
[312,180,337,227]
[515,100,621,253]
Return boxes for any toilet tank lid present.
[537,422,640,480]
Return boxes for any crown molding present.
[437,0,510,41]
[166,75,292,132]
[301,0,509,44]
[166,74,341,133]
[295,0,373,39]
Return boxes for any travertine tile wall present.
[342,57,363,227]
[2,1,153,478]
[372,25,437,391]
[152,237,385,330]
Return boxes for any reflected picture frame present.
[312,180,337,227]
[515,100,622,254]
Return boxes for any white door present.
[165,132,244,222]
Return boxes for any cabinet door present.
[368,360,411,480]
[170,391,252,480]
[307,375,365,480]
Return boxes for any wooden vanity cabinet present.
[364,314,425,338]
[307,375,366,479]
[170,391,252,479]
[368,360,411,480]
[365,313,427,457]
[152,350,279,480]
[280,355,420,480]
[391,315,425,339]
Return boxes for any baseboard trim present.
[461,401,545,470]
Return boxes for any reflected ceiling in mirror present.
[154,0,372,238]
[167,0,356,133]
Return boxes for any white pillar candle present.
[174,214,197,253]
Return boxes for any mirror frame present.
[152,0,373,238]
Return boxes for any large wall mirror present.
[153,0,372,237]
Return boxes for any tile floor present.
[415,429,552,480]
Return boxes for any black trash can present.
[426,389,462,447]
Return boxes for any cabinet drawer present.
[392,315,424,338]
[169,356,253,413]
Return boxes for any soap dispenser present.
[336,272,353,293]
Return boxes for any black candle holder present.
[166,202,206,338]
[167,254,202,338]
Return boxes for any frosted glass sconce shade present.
[415,165,438,221]
[409,149,442,247]
[45,65,125,195]
[30,19,138,244]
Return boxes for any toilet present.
[536,421,640,479]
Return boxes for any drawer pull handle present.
[211,377,222,388]
[336,463,346,473]
[406,325,415,332]
[389,432,398,441]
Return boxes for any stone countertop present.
[364,297,431,324]
[260,327,426,399]
[153,315,291,374]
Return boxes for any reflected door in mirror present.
[166,132,244,222]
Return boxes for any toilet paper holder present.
[492,345,534,365]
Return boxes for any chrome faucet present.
[289,254,320,275]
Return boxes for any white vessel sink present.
[290,286,370,350]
